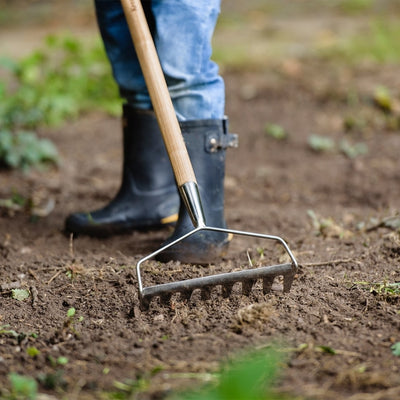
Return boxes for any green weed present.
[354,280,400,301]
[62,307,84,337]
[308,134,336,153]
[26,347,41,358]
[169,346,288,400]
[7,373,38,400]
[0,192,27,213]
[0,130,58,170]
[307,134,368,159]
[0,325,19,340]
[391,342,400,357]
[343,85,400,135]
[339,139,368,159]
[321,19,400,64]
[11,288,31,301]
[0,34,121,170]
[112,378,149,398]
[265,123,288,140]
[373,86,394,112]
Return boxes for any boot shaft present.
[122,104,174,192]
[155,118,237,264]
[179,118,238,207]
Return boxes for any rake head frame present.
[137,183,298,310]
[137,225,298,310]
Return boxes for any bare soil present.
[1,2,400,399]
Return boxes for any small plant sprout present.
[113,377,149,397]
[65,263,85,280]
[0,325,19,339]
[11,288,31,301]
[339,139,368,159]
[63,307,84,337]
[67,307,76,318]
[264,123,288,140]
[57,356,69,366]
[308,134,336,153]
[373,86,393,113]
[354,280,400,301]
[26,346,41,358]
[307,209,352,239]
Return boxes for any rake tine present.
[221,283,234,298]
[242,279,257,296]
[141,296,151,311]
[283,273,295,293]
[263,276,274,294]
[180,290,192,302]
[160,292,172,305]
[201,286,212,301]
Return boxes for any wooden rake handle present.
[120,0,196,186]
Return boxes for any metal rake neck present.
[178,182,206,228]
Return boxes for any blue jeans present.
[94,0,225,121]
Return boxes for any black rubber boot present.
[65,105,180,237]
[156,118,237,264]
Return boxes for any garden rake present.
[120,0,298,309]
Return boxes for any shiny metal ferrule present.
[178,181,206,228]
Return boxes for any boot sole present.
[65,213,178,238]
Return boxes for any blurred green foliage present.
[169,346,288,400]
[319,20,400,64]
[0,34,121,169]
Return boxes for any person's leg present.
[151,0,225,121]
[65,0,179,236]
[93,0,153,109]
[66,0,237,263]
[149,0,237,263]
[92,0,225,121]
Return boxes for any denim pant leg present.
[94,0,225,121]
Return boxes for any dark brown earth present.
[1,2,400,400]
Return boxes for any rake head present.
[136,225,298,310]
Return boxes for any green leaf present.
[0,130,58,169]
[308,134,336,153]
[8,373,38,400]
[0,56,19,73]
[373,86,392,112]
[264,123,288,140]
[339,139,368,159]
[175,347,285,400]
[27,347,41,357]
[318,345,337,355]
[0,130,13,156]
[0,325,19,339]
[11,288,30,301]
[0,34,121,171]
[57,356,69,365]
[391,342,400,357]
[67,307,76,318]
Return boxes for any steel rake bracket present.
[136,226,298,310]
